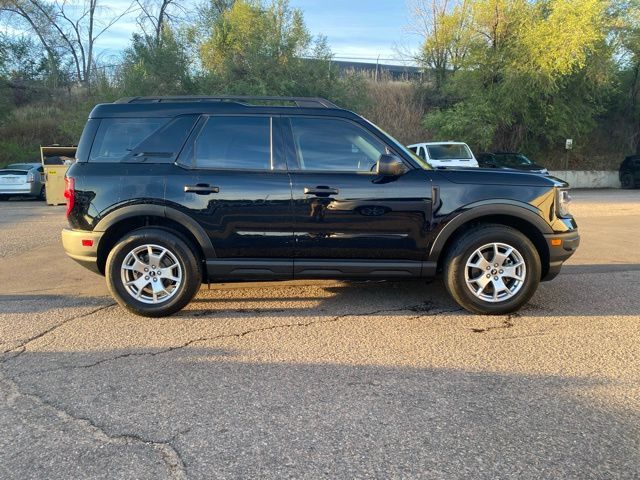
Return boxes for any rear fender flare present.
[94,204,216,258]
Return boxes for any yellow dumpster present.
[41,146,76,206]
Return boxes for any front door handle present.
[304,186,339,196]
[184,184,220,194]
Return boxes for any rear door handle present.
[304,186,339,196]
[184,184,220,194]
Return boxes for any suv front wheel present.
[443,225,541,315]
[105,228,202,317]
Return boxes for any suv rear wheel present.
[443,224,541,315]
[105,228,202,317]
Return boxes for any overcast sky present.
[86,0,422,65]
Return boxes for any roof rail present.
[114,95,339,109]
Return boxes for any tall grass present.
[359,79,429,146]
[0,93,102,166]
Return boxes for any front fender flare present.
[428,202,553,262]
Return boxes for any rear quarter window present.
[89,117,172,162]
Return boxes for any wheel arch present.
[94,205,215,275]
[430,203,552,279]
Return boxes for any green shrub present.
[0,140,38,167]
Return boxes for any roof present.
[91,95,349,118]
[115,95,339,108]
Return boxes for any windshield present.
[427,144,473,160]
[494,154,533,167]
[360,117,432,170]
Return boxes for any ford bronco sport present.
[62,96,579,317]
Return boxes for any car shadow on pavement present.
[0,294,110,314]
[180,280,459,320]
[1,260,638,318]
[561,263,640,274]
[2,350,639,479]
[184,266,640,318]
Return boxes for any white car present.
[407,142,479,168]
[0,163,46,200]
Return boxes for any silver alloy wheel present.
[464,242,527,303]
[120,244,182,305]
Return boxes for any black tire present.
[0,195,7,201]
[621,173,635,189]
[443,224,541,315]
[105,228,202,317]
[38,185,46,201]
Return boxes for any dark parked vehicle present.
[477,152,548,174]
[619,155,640,189]
[0,163,46,200]
[62,96,579,317]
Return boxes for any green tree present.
[611,0,640,153]
[119,26,195,95]
[420,0,613,155]
[198,0,345,98]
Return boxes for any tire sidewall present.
[446,227,541,315]
[106,229,201,317]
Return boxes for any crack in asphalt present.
[1,300,459,478]
[186,307,287,317]
[1,303,117,359]
[21,302,461,375]
[470,313,521,333]
[0,372,187,480]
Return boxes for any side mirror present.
[377,154,408,176]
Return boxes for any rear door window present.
[193,116,273,170]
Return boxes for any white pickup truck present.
[407,142,479,168]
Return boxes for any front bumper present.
[61,228,104,275]
[541,229,580,281]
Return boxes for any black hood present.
[441,168,564,187]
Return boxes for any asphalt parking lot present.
[1,190,640,479]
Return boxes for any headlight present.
[556,188,572,217]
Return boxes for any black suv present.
[619,155,640,189]
[476,152,548,175]
[62,96,579,317]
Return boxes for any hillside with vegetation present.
[0,0,639,170]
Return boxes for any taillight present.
[27,172,35,183]
[64,177,75,216]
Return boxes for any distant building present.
[330,60,423,81]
